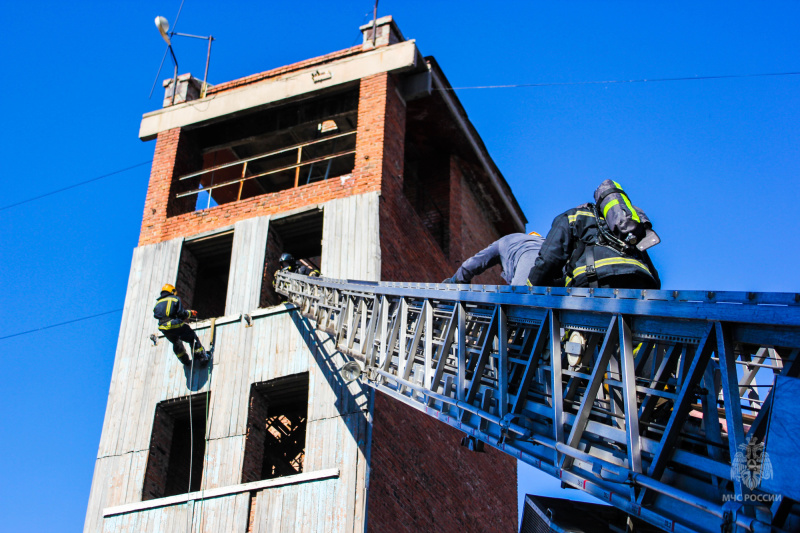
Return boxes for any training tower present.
[85,17,524,532]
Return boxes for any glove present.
[441,277,455,284]
[190,310,198,318]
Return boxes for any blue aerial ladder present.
[275,271,800,533]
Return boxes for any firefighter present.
[442,232,545,285]
[527,182,660,290]
[278,253,320,277]
[153,284,209,368]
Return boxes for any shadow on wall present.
[289,311,371,457]
[184,360,211,391]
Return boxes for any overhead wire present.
[9,68,800,212]
[436,70,800,91]
[0,160,152,212]
[0,309,123,341]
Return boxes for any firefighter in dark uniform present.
[153,284,209,368]
[527,185,660,290]
[278,253,320,277]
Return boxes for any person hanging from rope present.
[442,231,545,286]
[153,284,209,368]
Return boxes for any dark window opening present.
[241,373,309,484]
[175,231,233,320]
[171,89,359,215]
[260,210,323,308]
[142,393,210,500]
[404,97,453,256]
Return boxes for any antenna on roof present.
[371,0,379,47]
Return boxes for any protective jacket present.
[283,264,320,277]
[453,233,544,285]
[153,291,191,331]
[527,204,660,289]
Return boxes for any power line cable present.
[0,309,123,341]
[437,70,800,91]
[0,160,152,212]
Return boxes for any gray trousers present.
[510,251,540,285]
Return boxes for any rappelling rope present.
[195,318,215,532]
[184,316,215,532]
[187,331,196,532]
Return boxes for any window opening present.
[142,393,210,500]
[260,210,323,307]
[176,230,234,319]
[241,373,309,483]
[173,89,358,215]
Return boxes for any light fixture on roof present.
[154,15,179,104]
[318,120,339,134]
[150,16,216,101]
[155,16,171,45]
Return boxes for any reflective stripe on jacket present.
[527,204,660,289]
[153,293,190,330]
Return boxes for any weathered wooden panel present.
[200,435,246,490]
[252,478,339,533]
[225,216,271,315]
[97,237,184,458]
[192,492,250,532]
[119,239,184,454]
[305,412,370,532]
[85,451,149,533]
[248,310,311,385]
[306,328,370,423]
[101,493,248,533]
[321,192,380,281]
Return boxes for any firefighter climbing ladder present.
[274,271,800,533]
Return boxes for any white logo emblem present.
[731,438,773,490]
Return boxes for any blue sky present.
[1,1,799,531]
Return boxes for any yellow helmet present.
[161,283,177,294]
[528,230,541,237]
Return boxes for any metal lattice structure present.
[274,272,800,533]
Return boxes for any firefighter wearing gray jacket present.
[443,232,545,285]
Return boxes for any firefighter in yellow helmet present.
[153,284,209,368]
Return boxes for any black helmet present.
[279,253,295,266]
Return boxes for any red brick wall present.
[241,390,269,484]
[138,73,390,247]
[368,394,517,533]
[452,156,505,286]
[371,72,516,533]
[141,408,175,501]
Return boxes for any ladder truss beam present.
[275,273,799,533]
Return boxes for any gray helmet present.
[279,253,295,266]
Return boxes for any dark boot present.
[193,346,210,368]
[177,353,192,367]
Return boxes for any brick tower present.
[85,17,524,533]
